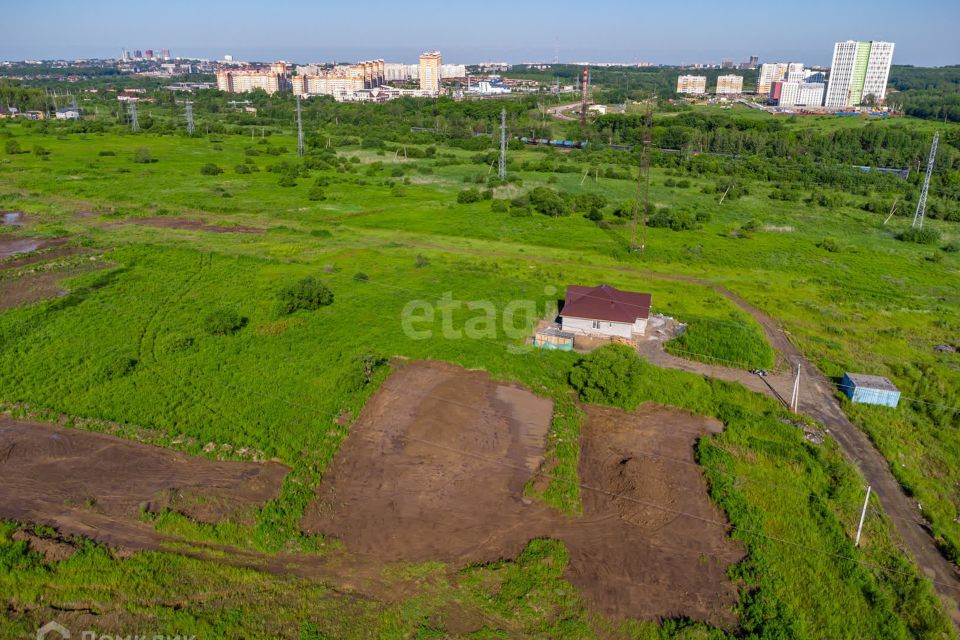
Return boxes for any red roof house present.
[559,284,652,339]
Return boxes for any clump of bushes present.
[528,187,570,217]
[132,147,155,164]
[200,163,223,176]
[203,307,246,335]
[278,277,334,314]
[900,226,941,245]
[569,344,646,409]
[943,241,959,253]
[648,207,697,231]
[98,150,116,157]
[457,188,483,204]
[309,186,326,201]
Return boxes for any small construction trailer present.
[841,373,901,408]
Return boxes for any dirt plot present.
[302,361,743,625]
[129,216,264,234]
[0,416,288,546]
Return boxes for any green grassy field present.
[1,110,959,638]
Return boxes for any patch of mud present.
[0,241,87,271]
[0,261,105,310]
[0,416,289,545]
[0,236,50,259]
[1,212,27,226]
[11,528,78,562]
[131,216,264,234]
[302,361,743,625]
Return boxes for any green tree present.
[568,344,646,409]
[278,277,334,314]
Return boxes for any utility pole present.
[185,101,195,136]
[498,107,507,180]
[296,95,305,158]
[128,101,139,132]
[630,104,653,253]
[790,363,801,413]
[912,131,939,229]
[855,485,872,547]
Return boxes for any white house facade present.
[558,284,652,341]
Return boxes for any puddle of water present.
[0,239,41,258]
[2,213,25,226]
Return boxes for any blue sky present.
[1,0,958,66]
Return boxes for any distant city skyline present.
[1,0,958,66]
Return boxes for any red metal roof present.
[560,284,651,324]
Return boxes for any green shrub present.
[491,199,508,213]
[235,164,252,174]
[528,187,570,217]
[353,272,369,281]
[98,150,116,157]
[457,188,483,204]
[278,174,297,188]
[818,237,843,253]
[277,277,334,314]
[203,307,246,335]
[4,139,22,154]
[943,241,960,253]
[666,317,775,369]
[132,147,154,164]
[649,208,696,231]
[310,229,331,238]
[569,344,646,409]
[308,186,326,201]
[200,163,223,176]
[900,226,941,245]
[415,254,430,268]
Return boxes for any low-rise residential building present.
[559,284,652,340]
[55,107,80,120]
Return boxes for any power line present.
[128,101,139,133]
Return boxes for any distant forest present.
[887,65,960,123]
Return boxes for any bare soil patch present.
[0,416,288,546]
[130,216,264,234]
[302,360,743,625]
[0,235,65,260]
[0,261,106,310]
[0,240,87,271]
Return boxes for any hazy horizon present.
[2,0,959,67]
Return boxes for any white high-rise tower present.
[824,41,895,109]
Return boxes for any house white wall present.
[562,316,646,339]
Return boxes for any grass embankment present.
[665,316,776,370]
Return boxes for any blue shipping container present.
[841,372,900,407]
